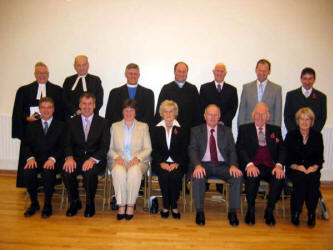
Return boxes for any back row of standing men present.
[12,56,327,188]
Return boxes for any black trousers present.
[156,165,183,210]
[23,166,56,205]
[288,170,321,214]
[62,160,105,205]
[245,164,284,211]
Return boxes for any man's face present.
[174,63,188,83]
[125,68,140,85]
[79,97,95,117]
[301,73,315,90]
[34,66,49,84]
[74,56,89,76]
[255,63,270,83]
[252,105,270,127]
[39,101,54,121]
[204,106,221,128]
[213,64,227,83]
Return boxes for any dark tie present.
[210,129,218,165]
[43,121,48,135]
[217,83,222,93]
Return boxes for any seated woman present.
[151,100,186,219]
[285,107,324,227]
[109,99,152,220]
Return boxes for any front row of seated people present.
[22,94,324,228]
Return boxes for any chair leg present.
[182,176,186,213]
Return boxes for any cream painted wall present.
[0,0,332,128]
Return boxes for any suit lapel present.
[77,116,86,143]
[200,125,208,159]
[31,82,38,100]
[130,120,139,156]
[134,85,142,100]
[121,85,130,99]
[250,81,259,102]
[262,81,272,103]
[86,115,98,142]
[217,125,224,156]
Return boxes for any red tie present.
[210,129,218,165]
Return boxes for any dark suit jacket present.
[151,125,187,172]
[236,123,286,171]
[284,87,327,132]
[12,81,64,140]
[188,123,238,173]
[62,74,103,117]
[155,81,202,130]
[21,119,65,170]
[200,81,238,127]
[105,84,154,126]
[284,128,324,172]
[64,115,110,165]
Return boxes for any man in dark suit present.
[12,62,64,187]
[284,67,327,132]
[105,63,154,127]
[200,63,238,128]
[22,97,65,218]
[62,55,104,118]
[188,104,243,226]
[63,93,110,218]
[155,62,202,131]
[236,102,286,226]
[238,59,282,127]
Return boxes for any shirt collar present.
[257,79,268,87]
[255,124,266,133]
[41,117,53,126]
[214,81,224,89]
[175,81,185,88]
[206,124,217,132]
[81,114,94,123]
[156,119,181,128]
[301,86,312,96]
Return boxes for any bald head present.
[252,102,270,127]
[213,63,227,83]
[74,55,89,76]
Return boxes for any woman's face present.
[123,107,136,122]
[162,106,176,124]
[298,113,312,131]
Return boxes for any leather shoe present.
[117,214,126,220]
[160,210,169,218]
[171,210,181,219]
[196,212,205,226]
[291,212,300,226]
[66,200,82,217]
[41,204,52,218]
[24,203,40,217]
[125,214,134,221]
[245,209,255,226]
[308,213,316,227]
[228,212,239,226]
[264,209,276,226]
[84,203,95,218]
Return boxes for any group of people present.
[12,56,326,229]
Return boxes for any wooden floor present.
[0,173,332,250]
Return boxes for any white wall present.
[1,0,333,175]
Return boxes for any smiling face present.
[204,105,221,128]
[301,73,315,90]
[74,56,89,76]
[39,101,54,120]
[79,97,95,117]
[123,107,136,122]
[297,113,312,131]
[174,63,188,83]
[125,68,140,85]
[161,106,176,124]
[252,103,270,127]
[213,64,227,83]
[255,62,270,83]
[34,66,49,84]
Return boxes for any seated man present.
[63,93,110,218]
[188,104,242,226]
[22,97,65,218]
[236,102,286,226]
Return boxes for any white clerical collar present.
[175,81,185,88]
[72,74,87,91]
[156,119,181,128]
[36,83,46,100]
[127,83,138,88]
[214,81,224,89]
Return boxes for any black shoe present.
[245,209,255,226]
[24,203,40,217]
[196,212,205,226]
[41,203,52,218]
[171,210,181,219]
[264,209,276,226]
[228,212,239,226]
[291,212,300,226]
[308,213,316,227]
[84,203,95,218]
[66,200,82,217]
[125,214,134,221]
[117,214,126,220]
[160,210,169,218]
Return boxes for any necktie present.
[43,121,48,135]
[209,129,218,165]
[258,127,266,146]
[258,83,264,102]
[84,118,90,141]
[305,89,310,98]
[217,83,222,93]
